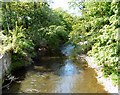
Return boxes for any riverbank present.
[78,54,118,93]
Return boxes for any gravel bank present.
[78,54,118,94]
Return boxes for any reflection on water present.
[2,44,108,94]
[56,59,80,76]
[2,56,108,93]
[61,44,75,56]
[55,59,79,93]
[55,76,76,93]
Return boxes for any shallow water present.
[2,44,108,94]
[3,56,108,94]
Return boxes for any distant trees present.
[1,1,73,69]
[1,0,119,86]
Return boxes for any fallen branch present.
[2,74,18,89]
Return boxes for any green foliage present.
[69,1,119,86]
[1,1,72,70]
[1,0,119,86]
[45,25,68,50]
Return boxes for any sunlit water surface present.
[3,45,108,94]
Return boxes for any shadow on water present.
[2,66,28,93]
[2,44,108,94]
[2,56,108,93]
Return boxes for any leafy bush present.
[7,24,35,70]
[1,1,72,70]
[69,1,119,86]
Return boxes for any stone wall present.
[0,52,11,94]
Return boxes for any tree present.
[68,1,119,85]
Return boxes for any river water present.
[2,45,108,94]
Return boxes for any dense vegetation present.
[69,0,119,85]
[0,0,119,86]
[1,1,73,69]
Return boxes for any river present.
[2,44,108,94]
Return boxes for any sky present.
[50,0,69,10]
[50,0,81,16]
